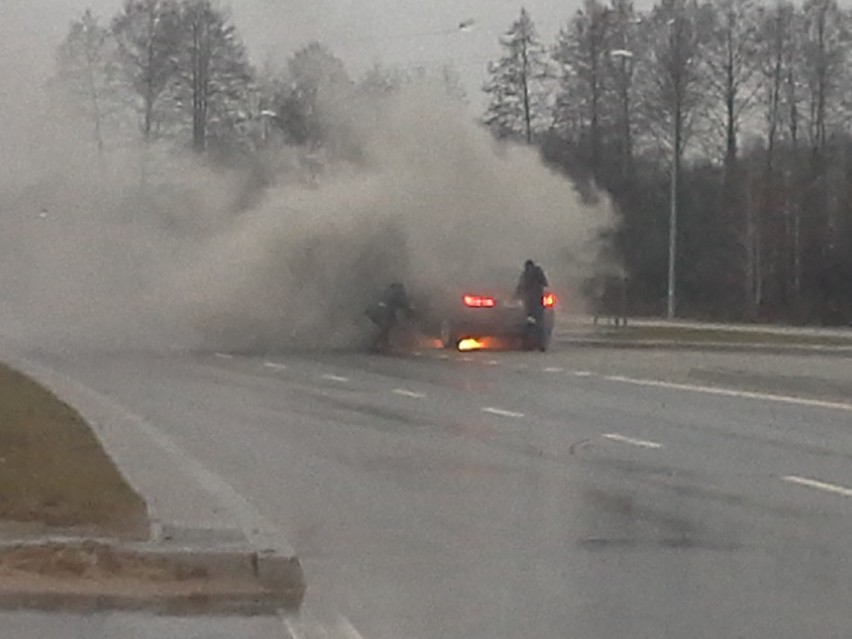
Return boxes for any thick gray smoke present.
[0,46,616,352]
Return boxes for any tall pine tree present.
[483,8,551,143]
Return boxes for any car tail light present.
[542,293,558,308]
[463,295,496,308]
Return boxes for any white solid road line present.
[783,475,852,497]
[322,374,350,382]
[602,433,663,449]
[282,617,302,639]
[338,617,366,639]
[482,406,525,418]
[603,374,852,413]
[393,388,426,398]
[282,614,366,639]
[263,361,288,371]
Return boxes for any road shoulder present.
[0,350,304,614]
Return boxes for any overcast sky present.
[6,0,589,105]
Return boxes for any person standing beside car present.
[366,282,414,352]
[516,259,549,350]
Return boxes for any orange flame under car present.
[457,338,487,352]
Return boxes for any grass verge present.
[0,362,147,537]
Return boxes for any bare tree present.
[553,0,613,175]
[703,0,761,176]
[483,8,551,144]
[798,0,850,318]
[359,63,407,98]
[701,0,763,315]
[639,0,709,159]
[800,0,848,157]
[638,0,710,317]
[112,0,182,141]
[273,43,351,148]
[756,2,797,172]
[604,0,642,183]
[54,10,119,153]
[755,1,801,309]
[173,0,254,153]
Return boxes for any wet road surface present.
[25,345,852,639]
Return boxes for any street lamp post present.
[667,134,678,319]
[666,17,679,320]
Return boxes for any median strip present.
[0,359,305,614]
[0,362,146,536]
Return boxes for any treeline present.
[55,0,852,324]
[52,0,462,163]
[484,0,852,324]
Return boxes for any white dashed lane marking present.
[482,406,525,419]
[544,366,565,373]
[783,475,852,498]
[214,353,233,360]
[393,389,426,399]
[573,371,592,377]
[322,374,350,383]
[263,362,287,372]
[602,433,663,449]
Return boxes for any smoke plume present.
[0,45,616,352]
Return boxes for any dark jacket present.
[517,264,549,308]
[367,283,412,327]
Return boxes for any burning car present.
[414,283,557,352]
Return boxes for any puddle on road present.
[575,487,742,554]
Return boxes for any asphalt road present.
[20,344,852,639]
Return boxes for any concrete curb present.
[0,348,306,613]
[0,539,304,615]
[0,591,283,616]
[556,336,852,357]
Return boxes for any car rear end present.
[436,289,557,350]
